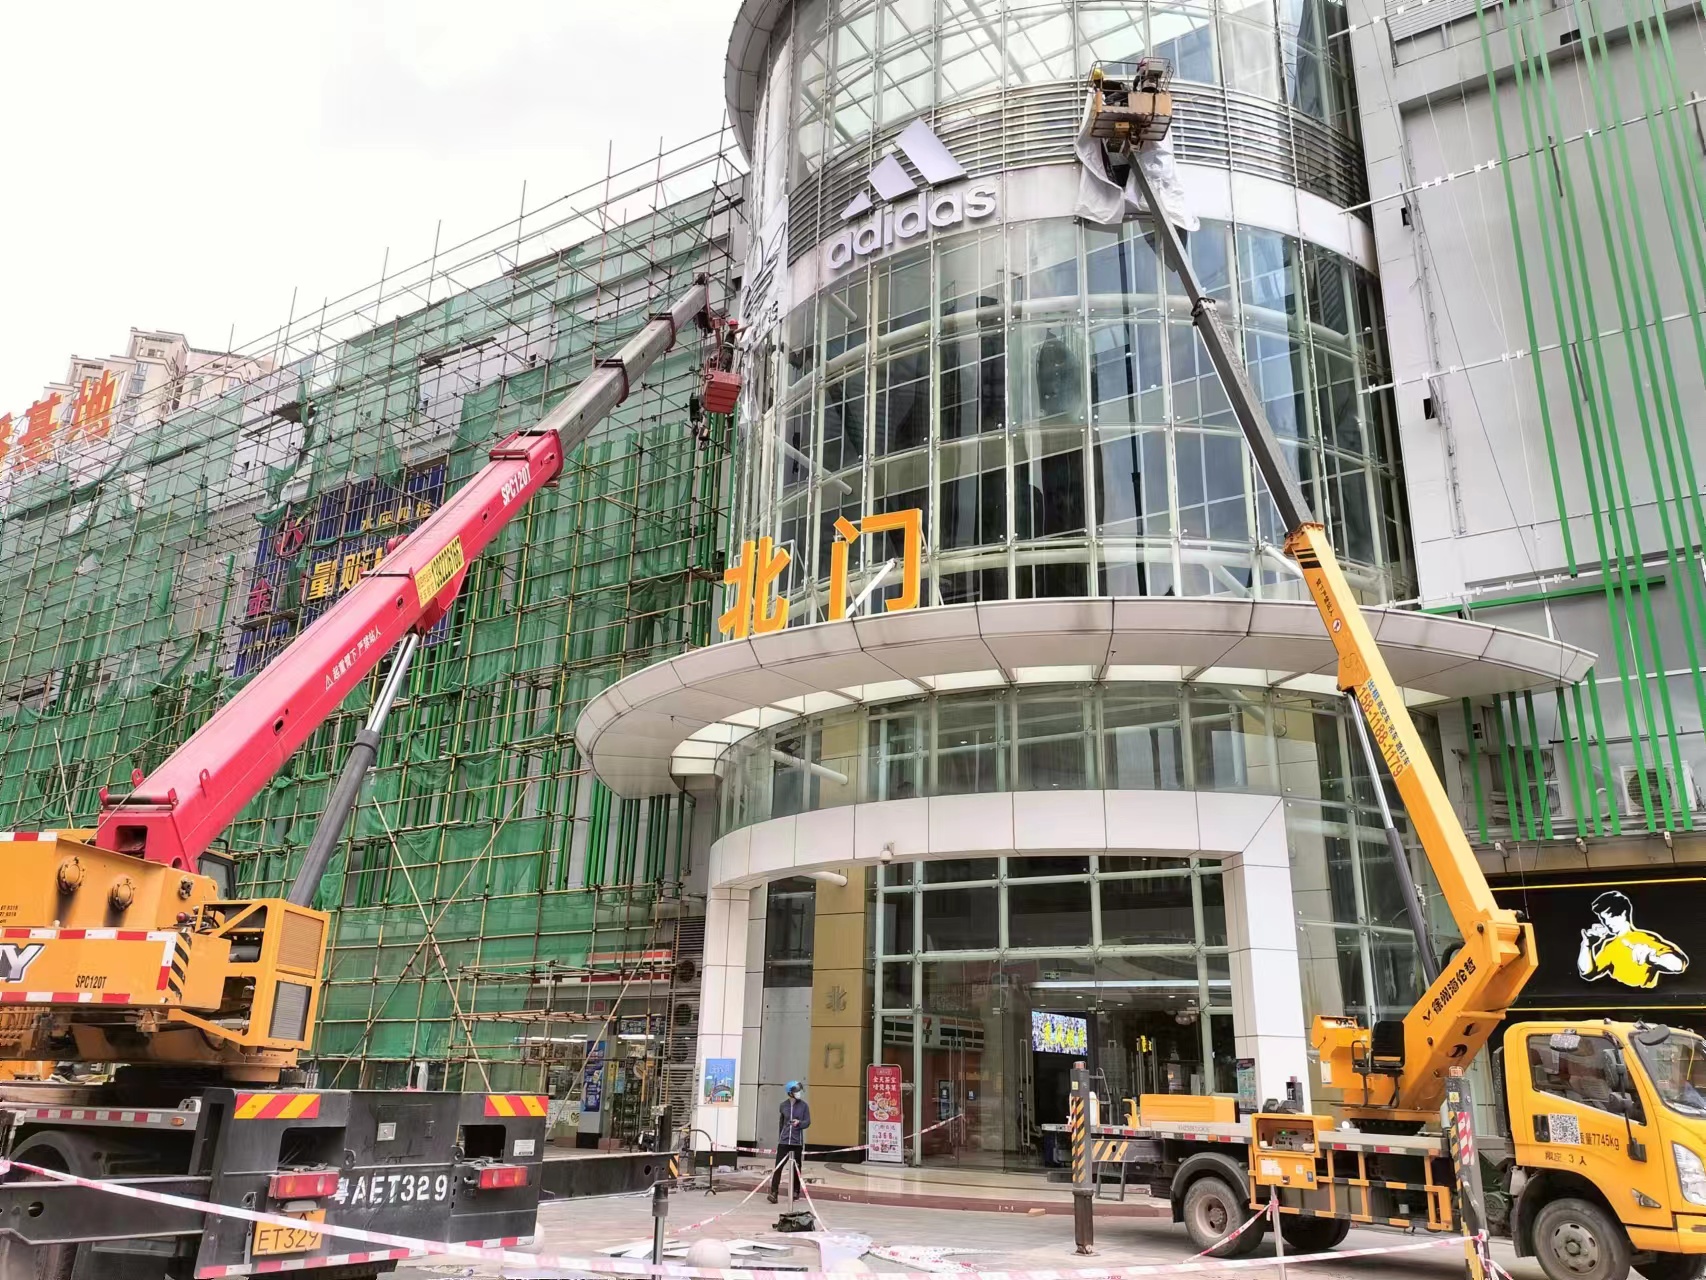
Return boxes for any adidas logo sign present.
[825,119,998,273]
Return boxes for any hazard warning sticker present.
[415,538,466,607]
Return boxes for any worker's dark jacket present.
[778,1096,811,1145]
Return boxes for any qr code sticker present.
[1548,1113,1582,1145]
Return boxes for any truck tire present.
[1182,1175,1266,1259]
[1637,1256,1706,1280]
[0,1150,74,1280]
[1279,1216,1351,1253]
[1533,1197,1632,1280]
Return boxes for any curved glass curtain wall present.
[758,0,1360,193]
[720,684,1442,1095]
[744,216,1409,613]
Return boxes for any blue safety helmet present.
[785,1080,802,1094]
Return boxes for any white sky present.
[0,0,744,413]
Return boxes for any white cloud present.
[0,0,743,411]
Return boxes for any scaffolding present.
[0,126,745,1135]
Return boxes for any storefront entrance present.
[875,856,1236,1170]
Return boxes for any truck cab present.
[1505,1020,1706,1280]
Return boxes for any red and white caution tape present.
[719,1111,963,1162]
[3,1158,1476,1280]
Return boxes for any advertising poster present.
[866,1064,904,1164]
[703,1057,737,1107]
[581,1040,606,1114]
[1490,868,1705,1019]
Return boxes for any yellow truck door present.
[1509,1028,1673,1239]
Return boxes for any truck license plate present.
[252,1210,325,1256]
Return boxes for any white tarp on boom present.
[1073,90,1199,232]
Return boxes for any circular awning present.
[576,597,1594,798]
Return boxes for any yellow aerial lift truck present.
[1068,61,1706,1280]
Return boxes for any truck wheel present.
[1533,1197,1632,1280]
[0,1238,74,1280]
[1280,1216,1351,1253]
[1182,1176,1265,1259]
[1636,1255,1706,1280]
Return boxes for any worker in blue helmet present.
[768,1080,811,1203]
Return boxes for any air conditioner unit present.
[1618,764,1702,818]
[1489,748,1562,821]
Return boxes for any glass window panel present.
[1099,875,1196,944]
[1201,872,1228,945]
[1313,347,1361,452]
[922,886,1001,949]
[779,493,810,599]
[1165,220,1233,302]
[1169,323,1234,427]
[939,436,1008,550]
[940,326,1007,439]
[1189,690,1275,791]
[1016,557,1090,597]
[1361,833,1416,928]
[786,300,819,387]
[869,710,925,800]
[781,397,814,493]
[875,349,930,454]
[1095,429,1169,536]
[818,471,866,577]
[936,700,1007,795]
[1102,690,1185,788]
[1006,4,1076,85]
[1283,33,1327,119]
[1210,1011,1238,1091]
[1089,322,1165,426]
[878,250,932,336]
[822,371,867,474]
[940,229,1006,322]
[824,272,870,361]
[1017,696,1092,789]
[883,0,934,46]
[1245,329,1308,440]
[1237,227,1301,323]
[1006,856,1087,878]
[872,449,930,545]
[939,9,1003,99]
[1370,932,1422,1021]
[1220,15,1280,99]
[881,959,914,1009]
[1099,542,1178,597]
[1298,922,1368,1022]
[939,565,1011,602]
[1078,2,1147,70]
[1010,879,1093,947]
[1175,431,1249,542]
[879,43,936,122]
[924,857,1001,882]
[832,67,875,154]
[1086,227,1162,315]
[1151,5,1219,84]
[1326,454,1376,563]
[881,892,916,955]
[1014,426,1087,539]
[1010,221,1080,313]
[1014,324,1086,427]
[771,729,818,818]
[837,6,878,66]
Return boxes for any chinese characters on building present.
[0,371,119,479]
[235,462,448,678]
[717,508,923,637]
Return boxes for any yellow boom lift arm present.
[1117,88,1535,1126]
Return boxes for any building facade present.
[0,160,743,1144]
[575,0,1590,1165]
[1350,0,1706,1024]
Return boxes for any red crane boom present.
[96,278,715,871]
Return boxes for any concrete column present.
[693,883,751,1150]
[1222,803,1311,1109]
[807,870,869,1148]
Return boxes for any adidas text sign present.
[825,119,997,272]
